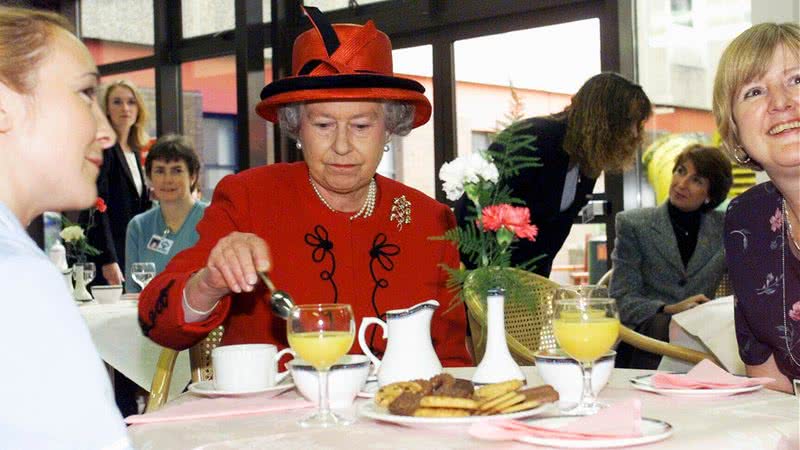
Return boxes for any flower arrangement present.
[60,197,106,264]
[435,121,543,306]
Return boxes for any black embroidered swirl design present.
[367,233,400,353]
[139,279,176,337]
[304,224,338,303]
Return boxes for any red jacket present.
[139,162,472,367]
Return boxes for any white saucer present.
[188,380,294,397]
[358,401,550,426]
[516,416,673,448]
[630,374,763,397]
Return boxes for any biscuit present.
[478,390,519,411]
[497,399,541,414]
[430,373,456,392]
[519,385,559,404]
[413,407,471,418]
[474,379,524,400]
[419,395,478,410]
[375,381,423,408]
[388,391,423,416]
[485,393,525,414]
[434,378,474,398]
[411,378,434,396]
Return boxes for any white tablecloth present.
[127,367,798,449]
[659,296,746,375]
[79,301,191,400]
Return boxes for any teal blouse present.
[124,202,207,293]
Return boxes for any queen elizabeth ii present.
[138,7,471,367]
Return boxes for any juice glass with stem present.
[287,303,355,428]
[552,297,619,415]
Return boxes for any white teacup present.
[534,349,615,406]
[212,344,294,392]
[289,355,371,409]
[91,285,123,304]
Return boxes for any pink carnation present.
[789,301,800,322]
[479,204,539,241]
[770,208,783,232]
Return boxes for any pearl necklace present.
[780,198,800,368]
[309,176,376,220]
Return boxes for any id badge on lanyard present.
[147,230,174,255]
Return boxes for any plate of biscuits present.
[358,374,557,425]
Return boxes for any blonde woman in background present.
[83,79,152,286]
[0,6,131,448]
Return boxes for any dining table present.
[127,366,798,449]
[78,299,191,400]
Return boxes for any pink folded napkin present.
[125,395,313,425]
[469,399,643,442]
[650,359,774,389]
[775,433,799,450]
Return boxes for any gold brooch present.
[390,195,412,230]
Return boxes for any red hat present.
[256,7,431,128]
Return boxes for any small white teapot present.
[357,300,442,386]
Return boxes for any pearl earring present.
[295,141,303,150]
[383,144,390,153]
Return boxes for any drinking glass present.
[552,297,619,415]
[72,262,95,285]
[553,285,609,300]
[131,262,156,290]
[287,304,355,428]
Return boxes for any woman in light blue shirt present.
[126,134,207,292]
[0,7,131,448]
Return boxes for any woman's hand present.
[185,232,271,311]
[663,294,710,315]
[102,263,124,285]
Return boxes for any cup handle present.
[358,317,387,370]
[274,347,295,383]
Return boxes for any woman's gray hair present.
[277,101,415,139]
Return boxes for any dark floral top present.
[725,182,800,381]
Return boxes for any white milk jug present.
[358,300,442,386]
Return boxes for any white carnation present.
[60,225,85,243]
[438,152,499,201]
[467,152,499,184]
[439,157,467,201]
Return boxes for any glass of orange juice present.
[288,303,355,427]
[552,285,608,301]
[552,297,619,415]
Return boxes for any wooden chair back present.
[145,326,224,413]
[597,269,718,365]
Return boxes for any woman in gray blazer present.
[610,144,732,368]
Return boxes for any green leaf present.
[437,87,548,307]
